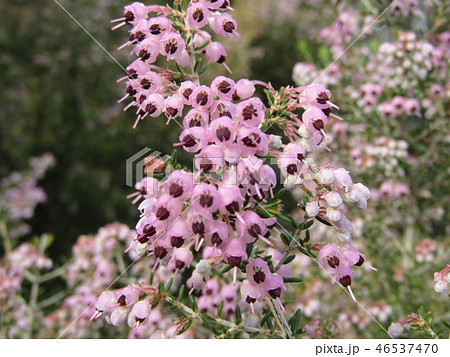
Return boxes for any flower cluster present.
[91,0,373,339]
[368,32,434,91]
[318,243,366,289]
[0,154,54,238]
[350,137,408,177]
[303,166,370,243]
[379,96,421,119]
[414,239,437,263]
[319,10,360,58]
[45,223,135,338]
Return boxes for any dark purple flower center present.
[199,193,214,208]
[327,256,340,268]
[248,224,262,238]
[216,125,231,142]
[196,92,209,106]
[227,256,242,267]
[268,287,281,299]
[211,232,223,246]
[225,201,240,214]
[117,295,126,306]
[192,221,205,235]
[192,8,204,22]
[242,105,257,121]
[149,24,162,35]
[218,80,232,94]
[182,134,197,148]
[241,133,261,148]
[253,270,266,284]
[339,275,352,287]
[154,246,167,259]
[223,21,235,33]
[169,182,184,198]
[313,119,324,130]
[156,206,170,220]
[170,236,184,248]
[287,164,298,175]
[354,255,364,266]
[165,39,178,55]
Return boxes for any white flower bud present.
[333,168,352,188]
[354,183,371,200]
[388,323,404,338]
[324,191,343,208]
[195,259,211,275]
[434,280,448,293]
[305,201,319,217]
[268,135,282,149]
[344,188,361,204]
[283,174,302,190]
[336,230,352,243]
[355,197,368,210]
[111,307,128,326]
[326,208,341,222]
[318,169,334,185]
[299,123,312,139]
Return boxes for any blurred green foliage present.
[0,0,176,261]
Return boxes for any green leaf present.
[194,58,203,73]
[440,319,450,329]
[217,301,224,318]
[283,277,303,284]
[315,215,332,226]
[283,254,296,265]
[287,214,298,228]
[235,304,242,325]
[289,309,303,335]
[198,64,209,75]
[264,89,275,107]
[281,234,291,246]
[318,46,331,66]
[149,272,154,286]
[194,40,210,51]
[304,230,310,243]
[201,313,216,325]
[181,0,190,10]
[165,277,173,291]
[174,62,186,75]
[298,245,317,258]
[299,220,314,230]
[277,214,291,223]
[169,149,178,166]
[221,265,233,274]
[177,284,186,299]
[255,209,272,218]
[265,199,282,209]
[261,310,272,327]
[274,188,286,200]
[177,319,192,335]
[246,242,254,257]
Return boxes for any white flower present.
[305,201,319,217]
